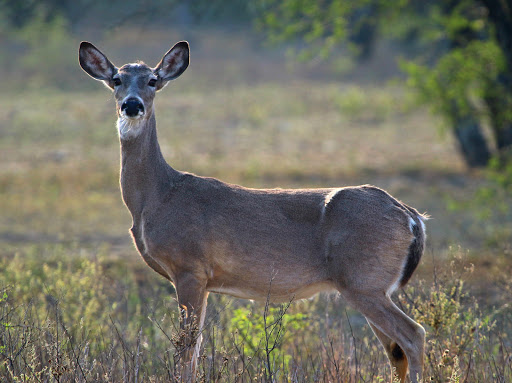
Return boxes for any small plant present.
[398,249,500,382]
[229,297,309,381]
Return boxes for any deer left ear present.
[153,41,189,90]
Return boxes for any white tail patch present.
[419,216,427,234]
[408,216,417,233]
[413,215,428,240]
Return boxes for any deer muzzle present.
[121,98,145,118]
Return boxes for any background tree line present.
[2,0,512,167]
[258,0,512,168]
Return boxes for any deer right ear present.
[153,41,189,90]
[79,41,117,88]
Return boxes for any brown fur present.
[79,40,427,383]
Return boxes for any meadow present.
[0,27,511,381]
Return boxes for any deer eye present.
[113,78,121,87]
[148,78,157,87]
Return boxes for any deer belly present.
[207,280,333,302]
[205,259,332,302]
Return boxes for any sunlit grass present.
[0,245,510,382]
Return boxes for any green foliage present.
[401,40,505,127]
[0,245,170,382]
[257,0,354,61]
[0,0,69,28]
[261,0,503,126]
[229,303,308,375]
[259,0,512,165]
[0,245,111,340]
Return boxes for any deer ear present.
[79,41,117,88]
[153,41,189,89]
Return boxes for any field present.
[1,27,511,382]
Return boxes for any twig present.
[344,310,359,381]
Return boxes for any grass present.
[1,246,510,382]
[1,26,511,381]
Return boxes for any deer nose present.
[121,98,144,117]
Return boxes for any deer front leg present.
[174,274,208,382]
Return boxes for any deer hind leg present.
[174,274,209,382]
[368,321,408,382]
[341,291,425,383]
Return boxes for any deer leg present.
[174,274,208,382]
[368,321,408,383]
[341,292,425,383]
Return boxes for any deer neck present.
[119,112,179,218]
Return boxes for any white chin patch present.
[117,116,144,139]
[121,109,144,119]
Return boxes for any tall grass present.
[0,245,510,382]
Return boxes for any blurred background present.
[0,1,511,381]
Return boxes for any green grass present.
[0,26,511,382]
[0,246,510,382]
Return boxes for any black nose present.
[121,98,144,117]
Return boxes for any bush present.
[398,249,510,382]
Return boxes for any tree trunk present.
[495,123,512,150]
[484,74,512,152]
[453,116,491,168]
[481,0,512,154]
[482,0,512,72]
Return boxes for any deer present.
[79,40,427,383]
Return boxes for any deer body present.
[79,41,427,383]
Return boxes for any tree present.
[257,0,512,167]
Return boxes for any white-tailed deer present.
[79,40,427,382]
